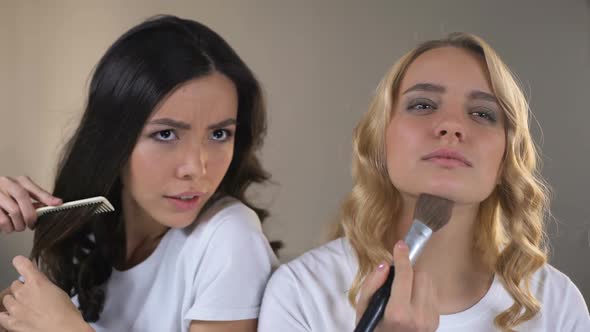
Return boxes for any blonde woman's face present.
[385,47,506,205]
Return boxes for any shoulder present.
[183,196,263,241]
[181,196,276,284]
[268,237,355,293]
[530,264,590,323]
[165,196,272,265]
[530,263,582,298]
[201,196,261,229]
[260,238,357,331]
[286,237,353,273]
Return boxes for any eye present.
[151,129,178,141]
[407,98,437,113]
[210,129,233,142]
[470,109,498,123]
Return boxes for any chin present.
[408,180,483,205]
[422,187,494,206]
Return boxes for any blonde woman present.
[259,33,590,331]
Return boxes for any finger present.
[1,295,16,314]
[356,262,390,317]
[0,207,15,234]
[14,176,62,207]
[33,202,46,209]
[428,280,440,325]
[0,311,16,331]
[411,271,430,306]
[0,191,22,232]
[410,271,435,330]
[389,240,413,308]
[12,256,42,284]
[9,280,24,300]
[0,181,33,231]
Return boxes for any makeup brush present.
[354,193,454,332]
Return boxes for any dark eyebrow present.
[148,118,191,130]
[148,118,238,130]
[469,90,498,103]
[402,83,446,95]
[207,118,237,130]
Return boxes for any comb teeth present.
[36,196,115,218]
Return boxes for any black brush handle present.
[353,265,396,332]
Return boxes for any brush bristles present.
[413,193,454,232]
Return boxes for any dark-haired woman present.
[0,15,277,332]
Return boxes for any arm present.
[189,319,257,332]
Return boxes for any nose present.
[176,144,207,179]
[437,128,463,140]
[434,114,466,142]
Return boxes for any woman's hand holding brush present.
[355,241,440,332]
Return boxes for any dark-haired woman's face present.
[121,72,238,229]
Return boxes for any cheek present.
[481,132,506,181]
[385,120,422,169]
[207,144,234,182]
[491,134,506,166]
[125,144,170,190]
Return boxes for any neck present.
[118,191,169,270]
[392,196,494,314]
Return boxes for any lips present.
[422,149,472,167]
[165,191,205,200]
[164,192,206,211]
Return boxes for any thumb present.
[12,256,44,284]
[355,262,390,322]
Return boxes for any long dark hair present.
[30,15,277,322]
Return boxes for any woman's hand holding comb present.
[0,176,62,233]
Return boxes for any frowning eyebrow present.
[403,82,498,103]
[147,117,238,130]
[148,118,191,130]
[207,118,237,130]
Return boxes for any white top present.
[74,197,278,332]
[259,237,590,332]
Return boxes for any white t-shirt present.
[74,197,278,332]
[259,237,590,332]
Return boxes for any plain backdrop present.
[1,0,589,307]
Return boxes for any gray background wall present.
[1,0,589,306]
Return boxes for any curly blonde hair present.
[333,32,550,331]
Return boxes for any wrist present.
[77,322,95,332]
[68,314,94,332]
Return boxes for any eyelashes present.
[210,128,234,142]
[405,98,499,124]
[151,129,178,141]
[149,128,235,143]
[406,98,437,113]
